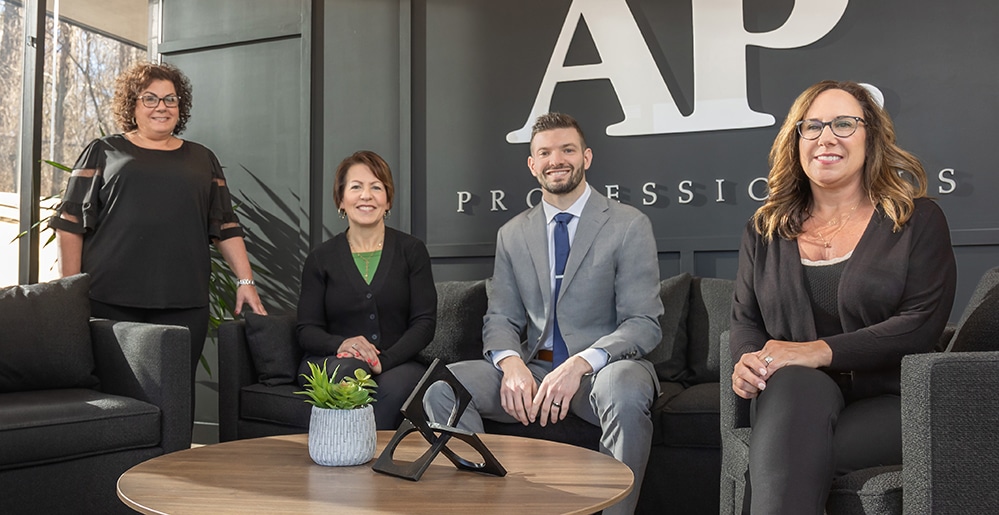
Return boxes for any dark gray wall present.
[161,0,999,341]
[408,0,999,317]
[160,0,313,439]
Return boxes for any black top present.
[50,134,243,308]
[296,227,437,372]
[802,259,847,338]
[731,198,957,373]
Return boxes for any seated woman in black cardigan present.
[297,150,436,429]
[729,81,956,514]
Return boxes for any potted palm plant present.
[296,360,378,466]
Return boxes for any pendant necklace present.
[808,198,862,254]
[348,238,382,282]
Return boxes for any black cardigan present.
[296,227,437,371]
[730,198,956,375]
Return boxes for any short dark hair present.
[530,112,586,150]
[113,61,193,134]
[333,150,395,209]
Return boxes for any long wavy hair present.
[112,61,193,135]
[752,80,927,241]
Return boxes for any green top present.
[351,250,382,284]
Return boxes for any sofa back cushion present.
[419,280,489,365]
[948,266,999,353]
[647,273,692,383]
[684,277,735,385]
[0,274,98,393]
[244,313,302,385]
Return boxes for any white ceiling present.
[55,0,148,48]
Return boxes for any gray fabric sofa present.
[0,274,192,515]
[720,266,999,514]
[219,273,735,514]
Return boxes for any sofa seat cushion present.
[652,382,720,448]
[826,465,902,514]
[0,388,160,470]
[240,383,310,429]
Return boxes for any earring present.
[339,208,346,220]
[383,210,391,220]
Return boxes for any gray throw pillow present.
[418,280,488,365]
[0,274,98,393]
[244,312,302,385]
[647,273,692,383]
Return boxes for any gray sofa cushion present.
[419,280,488,365]
[685,277,735,385]
[654,382,720,448]
[244,313,302,385]
[0,388,160,470]
[649,273,692,383]
[240,383,310,429]
[0,274,98,393]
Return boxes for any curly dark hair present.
[112,61,193,134]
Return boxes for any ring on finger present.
[551,401,562,408]
[764,355,774,366]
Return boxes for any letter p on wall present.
[507,0,850,143]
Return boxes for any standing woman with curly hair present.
[729,80,956,513]
[51,61,267,400]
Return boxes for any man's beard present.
[541,164,583,195]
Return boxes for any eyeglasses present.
[138,94,181,108]
[796,116,865,140]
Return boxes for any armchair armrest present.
[719,330,751,430]
[218,320,256,441]
[90,319,192,454]
[901,351,999,513]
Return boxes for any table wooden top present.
[117,431,633,514]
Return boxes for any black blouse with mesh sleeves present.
[50,134,244,309]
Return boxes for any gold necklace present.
[348,238,382,282]
[807,199,862,251]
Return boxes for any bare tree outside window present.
[1,0,146,286]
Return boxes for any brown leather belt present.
[536,349,554,362]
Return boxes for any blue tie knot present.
[554,212,573,226]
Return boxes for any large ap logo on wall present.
[506,0,850,142]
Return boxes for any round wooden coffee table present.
[117,431,633,514]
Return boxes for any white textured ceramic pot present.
[308,404,377,466]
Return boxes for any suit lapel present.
[561,192,609,295]
[523,205,552,308]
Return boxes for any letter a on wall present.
[507,0,849,143]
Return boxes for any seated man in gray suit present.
[425,112,663,514]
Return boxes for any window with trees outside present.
[1,0,147,287]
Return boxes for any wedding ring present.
[764,355,774,366]
[351,344,358,350]
[551,401,562,408]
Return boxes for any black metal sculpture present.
[372,359,507,480]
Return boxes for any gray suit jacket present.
[483,189,664,381]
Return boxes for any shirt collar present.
[542,183,591,224]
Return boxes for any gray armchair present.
[0,275,191,515]
[721,266,999,514]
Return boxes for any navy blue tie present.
[551,212,573,368]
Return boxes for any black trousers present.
[90,299,209,404]
[299,356,427,430]
[744,366,902,514]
